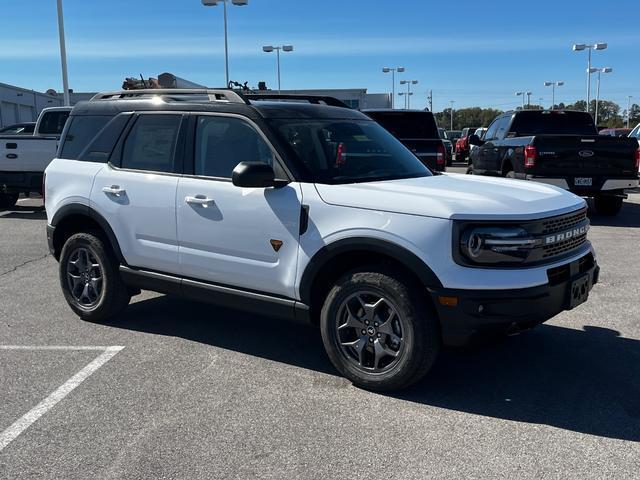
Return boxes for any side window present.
[194,116,275,178]
[484,119,500,141]
[121,114,182,173]
[38,110,70,135]
[60,115,111,160]
[496,115,512,140]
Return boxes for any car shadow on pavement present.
[0,205,46,219]
[111,295,640,441]
[587,197,640,228]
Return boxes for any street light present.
[588,67,612,125]
[382,67,405,109]
[202,0,249,88]
[515,91,531,109]
[399,80,418,109]
[543,81,564,110]
[56,0,70,106]
[572,42,607,114]
[262,45,294,94]
[627,95,633,128]
[449,100,455,130]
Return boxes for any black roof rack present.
[243,94,351,109]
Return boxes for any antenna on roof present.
[139,74,148,89]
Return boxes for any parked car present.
[0,122,36,135]
[364,109,446,171]
[455,127,478,162]
[0,107,71,207]
[599,128,632,137]
[628,123,640,140]
[45,89,598,391]
[469,109,639,215]
[438,128,453,166]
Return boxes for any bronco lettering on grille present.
[544,225,589,245]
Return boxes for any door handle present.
[102,185,126,196]
[185,195,214,207]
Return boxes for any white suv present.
[45,90,599,391]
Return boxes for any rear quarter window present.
[38,111,70,135]
[60,115,112,160]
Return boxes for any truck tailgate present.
[531,135,638,177]
[400,138,443,170]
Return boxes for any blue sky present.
[1,0,637,111]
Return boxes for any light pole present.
[449,100,455,130]
[515,91,530,109]
[572,42,607,114]
[588,67,612,125]
[543,81,564,110]
[627,95,633,128]
[382,67,405,109]
[262,45,293,94]
[56,0,70,106]
[399,80,418,109]
[202,0,249,88]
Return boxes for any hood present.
[315,173,586,221]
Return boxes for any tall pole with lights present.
[543,81,564,110]
[262,45,294,93]
[449,100,455,130]
[202,0,249,87]
[588,67,612,125]
[399,80,418,109]
[627,95,633,128]
[382,67,405,109]
[572,42,607,115]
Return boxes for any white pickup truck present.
[0,107,71,208]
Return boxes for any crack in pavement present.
[0,253,51,277]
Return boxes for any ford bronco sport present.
[45,89,599,391]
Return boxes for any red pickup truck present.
[455,127,477,162]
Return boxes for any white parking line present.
[0,345,124,452]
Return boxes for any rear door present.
[176,114,302,298]
[90,113,185,274]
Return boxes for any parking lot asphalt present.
[1,180,639,479]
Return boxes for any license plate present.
[568,274,590,309]
[574,177,592,186]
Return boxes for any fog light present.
[438,296,459,307]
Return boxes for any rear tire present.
[0,193,19,209]
[59,232,131,322]
[593,196,623,216]
[320,266,441,391]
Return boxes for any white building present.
[0,82,64,127]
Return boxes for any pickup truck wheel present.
[466,166,474,174]
[593,196,623,216]
[320,267,440,391]
[59,232,131,322]
[0,193,19,208]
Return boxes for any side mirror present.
[468,134,483,146]
[232,162,286,188]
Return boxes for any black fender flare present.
[298,237,443,305]
[50,203,126,264]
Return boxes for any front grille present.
[542,233,588,258]
[542,208,587,235]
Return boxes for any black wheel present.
[320,267,441,391]
[593,196,623,216]
[59,232,130,322]
[466,166,474,174]
[0,193,19,209]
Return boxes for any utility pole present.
[427,89,433,111]
[449,100,455,130]
[627,95,633,128]
[56,0,70,106]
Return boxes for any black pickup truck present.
[363,110,446,171]
[470,110,639,215]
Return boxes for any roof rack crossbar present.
[243,94,351,109]
[90,89,250,105]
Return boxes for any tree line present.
[434,100,640,130]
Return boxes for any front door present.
[176,114,302,298]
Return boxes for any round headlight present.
[466,231,484,258]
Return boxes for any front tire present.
[320,267,441,391]
[59,232,131,322]
[593,196,623,216]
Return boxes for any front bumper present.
[431,252,599,346]
[46,224,56,257]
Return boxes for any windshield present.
[629,124,640,139]
[438,128,448,139]
[510,111,597,136]
[268,119,432,184]
[364,111,439,139]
